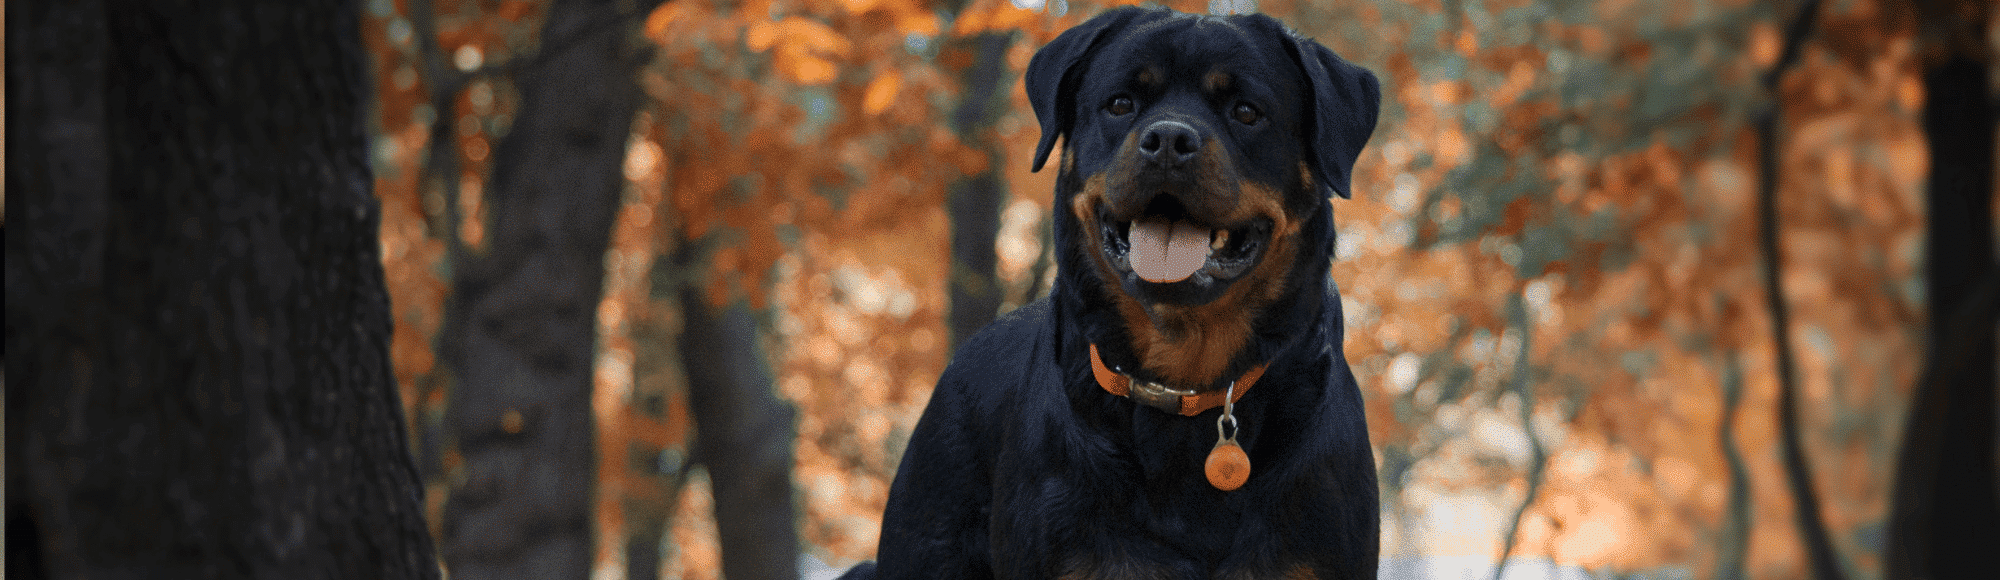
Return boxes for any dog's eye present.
[1106,96,1134,116]
[1231,103,1261,125]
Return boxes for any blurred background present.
[352,0,1991,578]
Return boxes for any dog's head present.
[1028,6,1379,392]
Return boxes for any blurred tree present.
[680,285,802,580]
[637,0,973,572]
[6,0,439,578]
[620,241,693,580]
[942,0,1022,350]
[1755,1,1846,577]
[1307,0,1933,575]
[1886,0,1998,578]
[434,0,661,578]
[618,239,698,580]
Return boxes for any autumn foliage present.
[365,0,1948,578]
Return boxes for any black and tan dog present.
[845,6,1381,579]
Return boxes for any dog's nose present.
[1138,120,1201,167]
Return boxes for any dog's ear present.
[1027,6,1161,173]
[1282,35,1379,199]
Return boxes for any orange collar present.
[1088,344,1266,416]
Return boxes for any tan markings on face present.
[1074,168,1166,377]
[1189,137,1240,219]
[1072,171,1107,229]
[1135,65,1163,90]
[1204,69,1234,95]
[1103,136,1241,222]
[1129,180,1297,388]
[1078,129,1305,389]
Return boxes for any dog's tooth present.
[1211,229,1229,251]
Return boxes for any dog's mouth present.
[1096,195,1269,302]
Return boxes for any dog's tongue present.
[1129,218,1212,283]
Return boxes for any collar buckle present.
[1128,380,1198,413]
[1088,343,1265,417]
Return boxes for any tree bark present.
[436,0,655,578]
[6,1,439,578]
[943,31,1020,350]
[621,264,679,580]
[680,290,802,580]
[619,252,696,580]
[1887,1,1999,577]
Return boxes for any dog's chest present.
[1050,550,1323,580]
[986,439,1318,579]
[1039,534,1325,580]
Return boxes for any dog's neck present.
[1087,343,1267,415]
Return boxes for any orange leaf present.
[863,72,903,115]
[841,0,885,15]
[750,18,854,85]
[747,20,782,52]
[896,11,941,37]
[782,51,841,85]
[786,18,853,59]
[986,4,1040,31]
[645,1,708,43]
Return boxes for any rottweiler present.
[843,6,1381,579]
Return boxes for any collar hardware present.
[1086,344,1264,492]
[1205,380,1251,491]
[1128,379,1199,411]
[1087,343,1266,417]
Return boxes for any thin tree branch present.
[1490,296,1547,580]
[1755,1,1847,579]
[1715,351,1753,580]
[635,448,698,580]
[409,0,470,269]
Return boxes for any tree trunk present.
[620,254,693,580]
[680,289,802,580]
[436,0,655,578]
[1887,1,1999,577]
[622,269,677,580]
[943,30,1020,350]
[5,1,440,578]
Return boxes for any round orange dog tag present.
[1206,440,1250,491]
[1207,382,1250,491]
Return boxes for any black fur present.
[845,7,1381,579]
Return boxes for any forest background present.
[220,0,1997,577]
